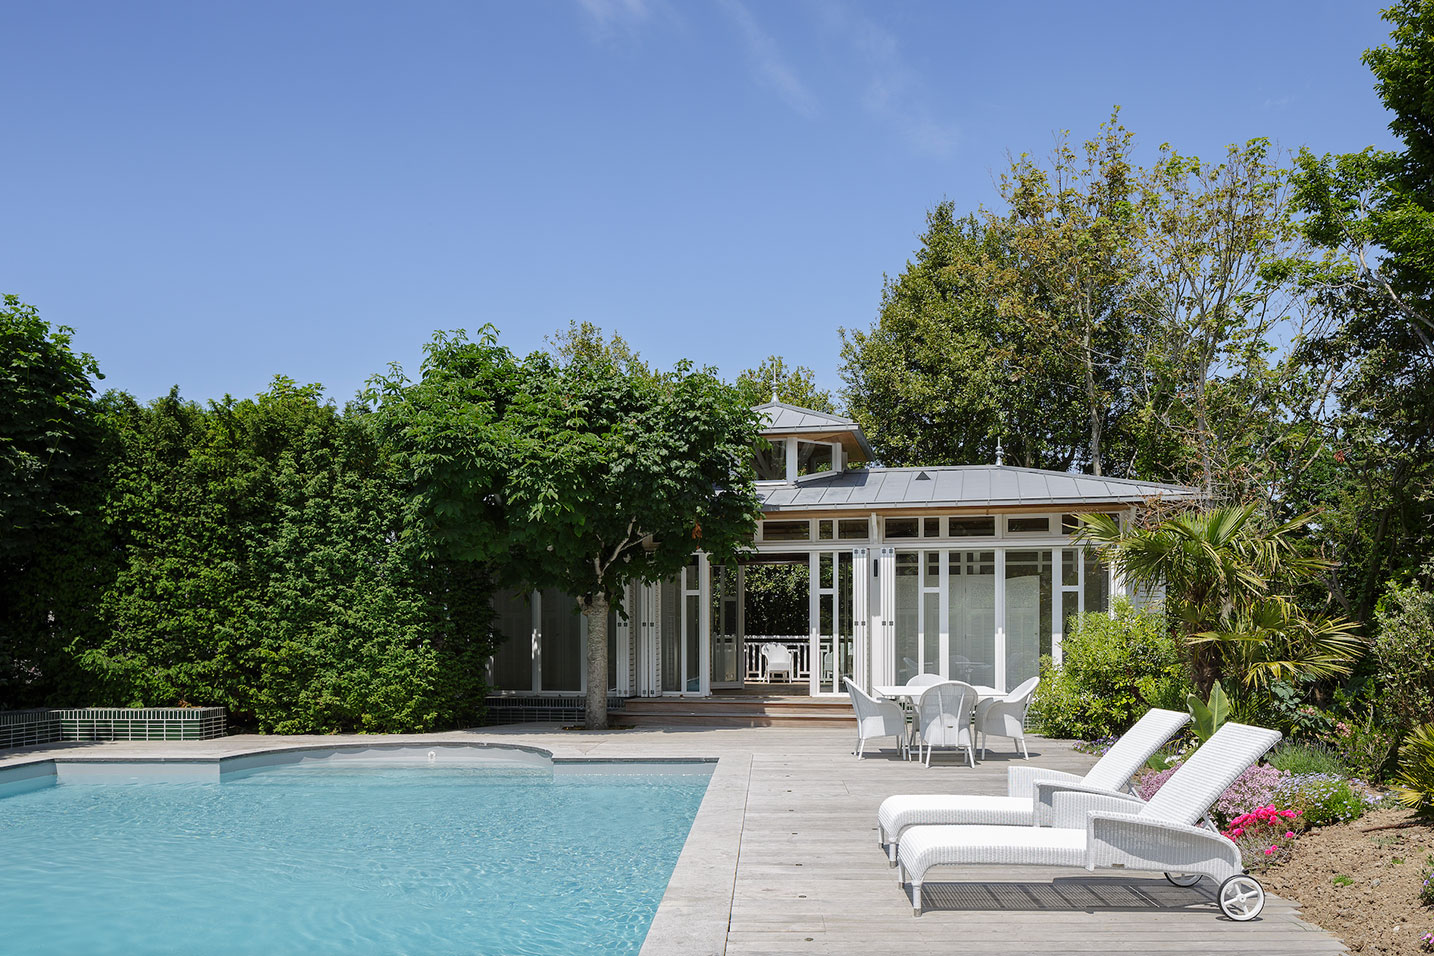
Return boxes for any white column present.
[698,553,711,696]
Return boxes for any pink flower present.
[1265,846,1276,855]
[1284,831,1295,839]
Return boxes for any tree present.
[546,320,651,377]
[1075,507,1363,695]
[1289,0,1434,606]
[991,111,1142,475]
[734,355,835,413]
[840,204,1085,468]
[502,352,763,728]
[1133,140,1305,499]
[371,329,764,729]
[0,296,110,706]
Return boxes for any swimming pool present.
[0,747,711,955]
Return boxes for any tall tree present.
[1134,140,1305,498]
[991,111,1142,475]
[840,204,1085,468]
[1290,0,1434,608]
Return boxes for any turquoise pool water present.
[0,752,711,955]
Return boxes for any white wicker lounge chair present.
[877,706,1190,864]
[975,676,1040,758]
[845,678,907,758]
[913,681,978,768]
[896,721,1281,921]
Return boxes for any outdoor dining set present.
[845,675,1040,766]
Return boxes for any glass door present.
[811,551,855,696]
[709,564,743,687]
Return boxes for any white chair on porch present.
[845,679,906,758]
[760,643,794,683]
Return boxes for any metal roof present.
[757,465,1199,512]
[753,402,875,460]
[754,401,858,431]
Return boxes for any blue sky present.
[0,1,1401,406]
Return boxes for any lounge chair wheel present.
[1217,875,1264,921]
[1164,872,1202,887]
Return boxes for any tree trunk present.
[582,593,610,730]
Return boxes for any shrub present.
[1269,741,1348,777]
[1372,574,1434,735]
[1278,774,1369,828]
[1221,805,1302,870]
[1394,722,1434,818]
[1029,600,1189,740]
[1213,764,1292,827]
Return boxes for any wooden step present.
[618,695,855,728]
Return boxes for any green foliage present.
[1028,601,1189,739]
[742,564,809,635]
[371,329,763,728]
[734,355,835,414]
[1187,681,1232,743]
[1394,722,1434,818]
[0,295,111,707]
[1076,508,1365,693]
[1268,741,1349,777]
[1281,774,1369,828]
[1372,571,1434,735]
[839,204,1087,470]
[1263,678,1338,741]
[74,381,498,733]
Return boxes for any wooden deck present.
[0,724,1348,955]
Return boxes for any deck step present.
[619,695,855,728]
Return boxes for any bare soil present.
[1262,807,1434,953]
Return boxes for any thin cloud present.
[716,0,819,118]
[821,4,959,158]
[574,0,652,36]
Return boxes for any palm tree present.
[1075,505,1363,694]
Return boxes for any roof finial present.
[995,435,1004,466]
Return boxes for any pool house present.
[488,402,1196,712]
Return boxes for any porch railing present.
[744,636,811,682]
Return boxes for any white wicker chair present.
[896,721,1281,921]
[844,678,906,758]
[913,681,978,768]
[760,643,794,682]
[905,673,944,689]
[975,676,1040,758]
[877,707,1190,865]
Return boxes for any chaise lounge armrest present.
[1007,765,1084,800]
[1084,812,1243,882]
[1032,781,1144,828]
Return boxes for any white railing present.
[745,636,811,682]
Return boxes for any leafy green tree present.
[502,353,763,728]
[992,111,1142,475]
[1133,139,1305,499]
[0,296,112,706]
[734,356,835,413]
[840,204,1085,468]
[1289,1,1434,608]
[1076,507,1363,695]
[372,329,764,728]
[546,320,651,377]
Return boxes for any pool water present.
[0,756,710,955]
